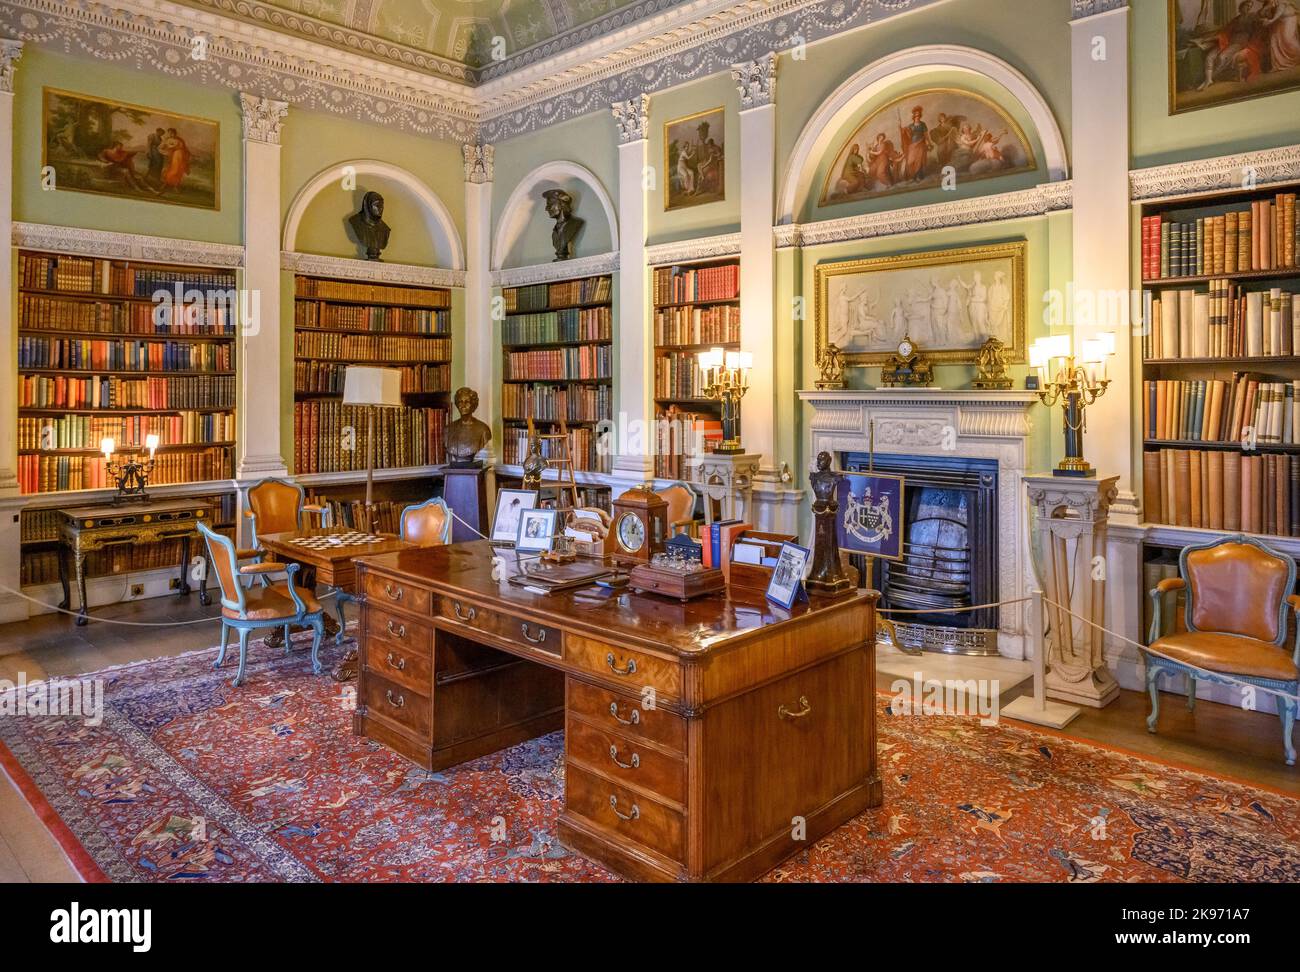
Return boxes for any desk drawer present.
[364,573,431,617]
[436,596,563,657]
[363,637,432,694]
[566,715,685,806]
[366,607,433,657]
[567,635,681,699]
[566,678,686,754]
[361,670,432,739]
[565,762,684,865]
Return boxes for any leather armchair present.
[399,497,452,547]
[656,481,700,538]
[1145,534,1300,764]
[242,478,331,583]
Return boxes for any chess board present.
[288,532,385,549]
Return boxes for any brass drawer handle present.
[383,583,403,602]
[608,744,640,770]
[452,600,477,623]
[385,689,405,709]
[608,795,640,822]
[386,619,406,639]
[385,652,405,672]
[521,622,547,644]
[606,653,637,676]
[609,701,640,726]
[778,695,812,720]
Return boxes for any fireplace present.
[844,453,999,655]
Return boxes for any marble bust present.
[348,190,391,261]
[544,188,584,261]
[445,387,492,468]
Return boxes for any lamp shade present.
[343,366,402,407]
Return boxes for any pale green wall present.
[14,46,243,244]
[1130,0,1300,166]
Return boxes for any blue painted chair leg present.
[1280,699,1297,767]
[1145,664,1161,733]
[233,627,251,687]
[283,622,292,656]
[310,614,325,675]
[335,594,348,646]
[1187,674,1196,711]
[215,622,230,670]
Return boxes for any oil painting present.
[664,107,725,211]
[1169,0,1300,112]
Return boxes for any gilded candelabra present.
[1029,333,1115,478]
[100,434,160,503]
[696,347,752,454]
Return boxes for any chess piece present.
[806,451,854,596]
[972,336,1013,389]
[445,387,492,468]
[543,188,584,261]
[815,342,846,390]
[347,190,391,261]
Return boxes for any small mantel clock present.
[608,484,669,565]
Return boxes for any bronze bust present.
[348,190,391,261]
[544,188,584,261]
[445,387,492,468]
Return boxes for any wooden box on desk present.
[726,530,796,596]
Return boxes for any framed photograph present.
[815,240,1026,367]
[819,87,1035,207]
[836,472,906,561]
[766,542,811,610]
[516,508,561,554]
[1168,0,1300,114]
[42,88,220,210]
[491,489,538,545]
[664,107,725,211]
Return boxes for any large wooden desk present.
[354,541,881,883]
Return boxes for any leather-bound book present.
[1291,455,1300,537]
[1160,449,1173,524]
[1206,450,1224,531]
[1224,450,1242,531]
[1264,454,1276,535]
[1277,454,1290,537]
[1173,450,1192,527]
[1143,450,1162,523]
[1188,450,1203,527]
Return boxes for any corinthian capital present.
[732,51,778,110]
[463,142,494,183]
[239,93,288,145]
[611,94,650,143]
[0,39,23,95]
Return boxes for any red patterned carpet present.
[3,634,1300,882]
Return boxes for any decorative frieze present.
[0,38,22,94]
[462,143,494,184]
[732,52,777,110]
[1071,0,1128,19]
[239,93,288,145]
[13,222,244,267]
[645,233,741,266]
[281,251,464,290]
[492,251,620,290]
[611,95,651,144]
[1129,144,1300,201]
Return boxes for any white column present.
[463,142,495,441]
[1070,2,1133,516]
[236,93,289,480]
[0,41,25,622]
[611,95,654,481]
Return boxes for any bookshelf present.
[1140,182,1300,542]
[500,273,613,474]
[292,275,452,477]
[651,257,739,479]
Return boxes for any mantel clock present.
[608,485,669,565]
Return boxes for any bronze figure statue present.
[806,451,854,596]
[348,190,391,261]
[815,342,846,390]
[521,423,547,490]
[972,336,1013,389]
[544,188,584,261]
[445,387,492,468]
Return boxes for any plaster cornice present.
[281,251,464,289]
[645,233,741,265]
[13,222,244,266]
[492,251,620,289]
[1129,144,1300,201]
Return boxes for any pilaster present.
[0,40,25,622]
[463,142,495,443]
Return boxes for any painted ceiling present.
[176,0,687,80]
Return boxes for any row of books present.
[1143,376,1300,446]
[1141,193,1299,279]
[18,375,235,411]
[20,531,235,586]
[653,409,723,479]
[19,253,236,297]
[293,331,452,362]
[502,307,612,346]
[295,277,450,308]
[1144,285,1300,359]
[504,346,612,381]
[1144,447,1300,538]
[503,276,613,313]
[18,411,236,451]
[501,425,610,473]
[653,263,740,305]
[304,498,415,536]
[293,361,451,396]
[294,301,450,334]
[655,352,709,400]
[293,401,447,474]
[18,336,234,373]
[654,304,741,347]
[20,296,235,336]
[501,382,613,423]
[17,448,233,494]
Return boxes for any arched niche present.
[283,159,464,269]
[493,161,618,270]
[779,45,1069,225]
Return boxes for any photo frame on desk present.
[766,542,811,610]
[490,488,539,546]
[516,507,560,554]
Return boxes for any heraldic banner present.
[836,471,905,561]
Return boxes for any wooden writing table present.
[354,541,881,883]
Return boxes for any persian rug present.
[3,634,1300,883]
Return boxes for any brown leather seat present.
[222,583,322,622]
[400,499,451,548]
[1151,630,1299,682]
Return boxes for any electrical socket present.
[169,578,181,591]
[130,584,144,597]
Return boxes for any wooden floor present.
[1,592,1297,882]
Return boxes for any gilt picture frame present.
[1168,0,1300,114]
[814,240,1027,368]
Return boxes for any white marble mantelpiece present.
[798,387,1042,659]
